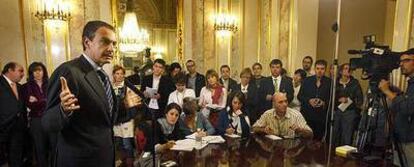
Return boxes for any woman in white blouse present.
[112,65,136,167]
[167,72,196,107]
[199,69,227,128]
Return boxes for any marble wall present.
[0,0,112,81]
[182,0,309,80]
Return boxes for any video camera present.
[348,35,401,86]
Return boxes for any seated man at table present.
[252,93,313,139]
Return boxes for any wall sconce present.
[214,13,238,36]
[35,0,71,21]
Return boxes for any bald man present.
[253,93,313,139]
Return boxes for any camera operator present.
[378,48,414,166]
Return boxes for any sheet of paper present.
[145,87,158,97]
[338,98,353,112]
[170,139,208,151]
[225,134,241,138]
[265,135,282,140]
[185,134,226,143]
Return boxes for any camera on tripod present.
[348,35,401,87]
[348,36,407,166]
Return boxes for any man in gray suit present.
[42,20,141,167]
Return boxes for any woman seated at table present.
[199,69,227,128]
[217,92,251,137]
[179,97,215,137]
[146,103,184,153]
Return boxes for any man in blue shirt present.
[379,48,414,166]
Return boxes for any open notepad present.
[170,139,208,151]
[224,134,241,138]
[185,133,226,144]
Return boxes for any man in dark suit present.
[126,66,142,86]
[141,59,175,119]
[0,62,26,167]
[298,59,331,140]
[220,65,238,93]
[251,62,265,89]
[259,59,294,112]
[42,21,141,167]
[234,68,260,124]
[185,59,205,97]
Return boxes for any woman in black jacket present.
[334,63,364,146]
[217,92,251,138]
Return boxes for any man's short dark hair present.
[315,59,327,67]
[269,59,283,67]
[173,72,187,85]
[252,62,262,69]
[220,65,230,71]
[154,59,166,67]
[186,59,195,65]
[303,56,313,63]
[2,62,18,74]
[82,20,115,51]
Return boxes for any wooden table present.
[160,135,391,167]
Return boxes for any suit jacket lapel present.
[280,77,285,92]
[0,76,18,101]
[78,56,111,123]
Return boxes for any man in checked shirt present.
[253,92,313,139]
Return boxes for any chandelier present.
[119,12,149,54]
[214,13,238,36]
[35,0,71,21]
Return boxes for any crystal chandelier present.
[35,0,71,21]
[214,13,238,36]
[119,12,149,54]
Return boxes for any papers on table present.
[338,98,353,112]
[265,135,282,140]
[185,133,226,144]
[170,139,208,151]
[225,133,241,138]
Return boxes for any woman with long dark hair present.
[21,62,49,167]
[217,91,251,137]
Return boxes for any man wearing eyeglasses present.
[379,48,414,166]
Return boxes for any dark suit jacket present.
[42,56,121,167]
[259,76,294,112]
[220,78,238,93]
[185,73,205,97]
[234,83,260,123]
[0,75,26,141]
[126,73,141,86]
[141,74,175,113]
[297,75,331,122]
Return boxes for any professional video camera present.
[348,36,401,84]
[349,36,407,166]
